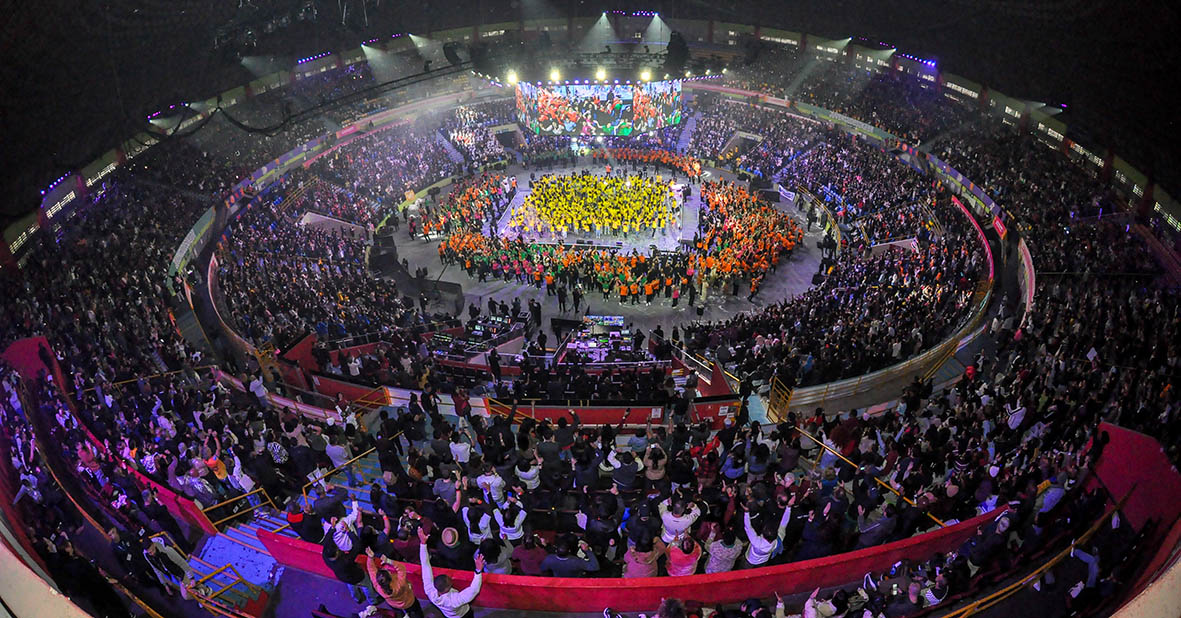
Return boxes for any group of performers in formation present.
[507,173,678,238]
[403,174,513,240]
[434,152,804,304]
[590,148,703,179]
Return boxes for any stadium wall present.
[258,507,1003,612]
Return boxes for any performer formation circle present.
[439,155,805,305]
[509,172,678,238]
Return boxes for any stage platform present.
[491,163,699,252]
[384,162,824,335]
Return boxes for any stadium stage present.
[492,162,696,252]
[391,162,825,334]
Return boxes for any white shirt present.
[657,498,701,544]
[494,508,526,540]
[476,472,505,504]
[249,378,267,399]
[1006,405,1026,430]
[325,442,350,469]
[743,507,793,565]
[461,507,493,544]
[516,464,540,490]
[331,501,361,552]
[449,441,472,465]
[420,545,482,618]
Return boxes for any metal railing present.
[937,488,1132,617]
[148,530,189,560]
[779,280,992,413]
[767,376,794,422]
[192,561,264,618]
[79,364,217,394]
[144,531,259,618]
[299,445,379,504]
[203,487,281,530]
[794,424,945,528]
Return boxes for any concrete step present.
[676,110,702,152]
[436,129,467,165]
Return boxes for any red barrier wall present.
[438,357,522,377]
[484,397,737,429]
[0,337,52,381]
[213,368,332,422]
[1091,423,1181,530]
[125,468,218,536]
[699,362,735,397]
[259,508,1001,612]
[309,374,390,406]
[282,333,318,372]
[328,343,382,366]
[277,362,310,392]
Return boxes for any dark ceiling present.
[2,0,1177,222]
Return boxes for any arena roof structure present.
[1,0,1179,224]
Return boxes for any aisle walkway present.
[676,110,702,152]
[436,129,467,165]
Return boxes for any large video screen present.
[516,80,682,136]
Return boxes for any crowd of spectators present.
[783,138,929,222]
[687,202,981,387]
[122,138,242,198]
[723,44,976,144]
[217,179,409,350]
[733,111,821,181]
[0,51,1177,618]
[933,126,1166,277]
[314,118,458,209]
[439,101,512,166]
[687,97,741,159]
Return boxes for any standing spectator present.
[419,528,485,618]
[364,547,424,618]
[665,537,702,576]
[539,534,601,577]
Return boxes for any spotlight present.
[550,68,560,81]
[640,69,651,81]
[507,70,518,84]
[595,67,606,80]
[685,70,691,77]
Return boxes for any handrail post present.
[794,424,945,528]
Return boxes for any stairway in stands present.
[772,139,826,187]
[436,129,467,165]
[151,528,278,617]
[214,404,458,563]
[676,110,702,152]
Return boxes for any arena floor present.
[491,162,697,251]
[390,162,825,336]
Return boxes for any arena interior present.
[2,2,1181,618]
